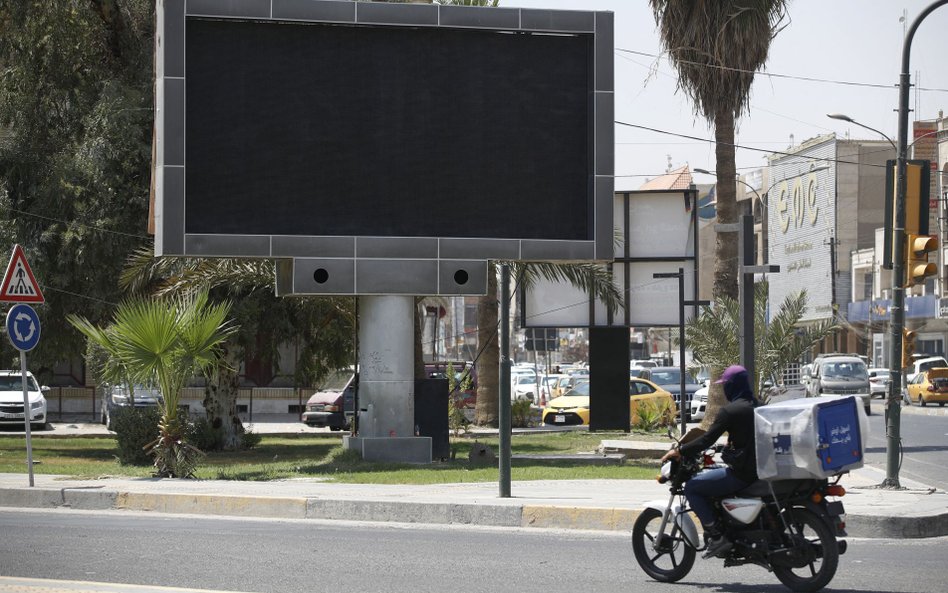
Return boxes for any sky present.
[503,0,948,190]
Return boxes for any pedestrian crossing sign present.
[0,244,45,304]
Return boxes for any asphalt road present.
[863,405,948,491]
[0,509,944,593]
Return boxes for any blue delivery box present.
[755,395,867,480]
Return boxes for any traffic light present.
[905,234,938,287]
[902,329,916,369]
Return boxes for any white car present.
[690,385,708,421]
[867,368,890,399]
[512,373,538,402]
[0,370,48,430]
[905,356,948,385]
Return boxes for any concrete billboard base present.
[344,436,432,464]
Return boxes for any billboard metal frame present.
[154,0,614,296]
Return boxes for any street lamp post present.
[827,113,897,150]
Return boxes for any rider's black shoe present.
[703,534,733,558]
[702,523,733,559]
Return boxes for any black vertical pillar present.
[588,327,631,431]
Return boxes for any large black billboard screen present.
[185,18,590,239]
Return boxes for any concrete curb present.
[844,509,948,539]
[3,486,946,538]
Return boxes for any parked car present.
[302,371,355,431]
[512,373,539,402]
[0,370,48,430]
[905,356,948,385]
[538,374,567,404]
[806,355,871,416]
[100,383,163,430]
[541,378,674,426]
[800,363,813,390]
[629,367,652,381]
[689,385,709,421]
[904,367,948,407]
[630,359,658,368]
[647,367,702,413]
[868,368,890,399]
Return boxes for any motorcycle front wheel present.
[631,507,696,583]
[773,507,839,593]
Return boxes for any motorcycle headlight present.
[660,460,673,480]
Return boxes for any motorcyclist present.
[661,364,759,558]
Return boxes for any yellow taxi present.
[542,378,675,426]
[905,367,948,407]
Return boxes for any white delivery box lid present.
[755,396,868,481]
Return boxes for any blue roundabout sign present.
[6,303,41,352]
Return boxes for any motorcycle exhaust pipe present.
[836,539,847,555]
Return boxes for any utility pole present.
[825,235,840,351]
[885,0,948,489]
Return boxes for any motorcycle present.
[632,433,848,593]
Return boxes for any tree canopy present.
[0,1,155,374]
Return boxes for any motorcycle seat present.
[737,479,819,498]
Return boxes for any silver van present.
[805,355,871,416]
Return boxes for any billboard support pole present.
[499,264,511,498]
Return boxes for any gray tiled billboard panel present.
[438,238,520,260]
[595,92,614,176]
[521,240,595,261]
[186,0,270,18]
[595,177,613,260]
[162,0,185,78]
[595,11,614,92]
[520,9,595,32]
[158,167,185,256]
[164,78,185,167]
[272,236,355,258]
[357,260,438,295]
[292,258,356,294]
[438,5,521,29]
[438,260,487,295]
[272,0,356,22]
[356,237,438,259]
[356,1,438,26]
[185,234,271,257]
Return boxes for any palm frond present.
[511,261,623,315]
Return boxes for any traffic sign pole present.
[6,303,41,488]
[1,243,44,488]
[20,350,34,487]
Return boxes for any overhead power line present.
[616,47,948,93]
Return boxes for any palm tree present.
[474,261,622,425]
[121,246,355,450]
[650,1,788,302]
[686,282,835,426]
[650,0,789,417]
[69,291,236,477]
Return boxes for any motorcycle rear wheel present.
[773,507,839,593]
[632,507,695,583]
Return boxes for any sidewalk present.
[1,416,946,539]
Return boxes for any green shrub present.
[631,400,671,432]
[511,398,535,428]
[445,364,472,436]
[111,406,161,465]
[186,416,262,451]
[185,416,220,451]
